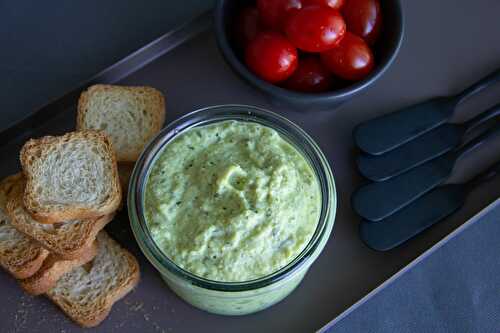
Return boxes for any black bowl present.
[214,0,404,110]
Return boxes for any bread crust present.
[77,84,166,162]
[0,174,49,279]
[7,191,113,259]
[46,232,140,328]
[2,248,49,280]
[20,130,122,224]
[20,240,98,295]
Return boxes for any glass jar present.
[128,105,336,315]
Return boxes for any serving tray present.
[1,10,499,333]
[319,197,500,332]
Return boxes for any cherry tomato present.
[285,56,333,92]
[320,32,374,81]
[302,0,344,10]
[284,6,346,52]
[257,0,302,30]
[245,32,298,83]
[342,0,382,45]
[234,7,261,49]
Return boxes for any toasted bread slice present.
[46,232,140,327]
[7,181,114,259]
[20,130,121,223]
[77,84,165,162]
[20,240,98,295]
[0,174,49,279]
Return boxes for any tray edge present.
[0,11,212,147]
[317,197,500,332]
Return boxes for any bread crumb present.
[13,294,35,332]
[130,301,144,312]
[120,299,167,332]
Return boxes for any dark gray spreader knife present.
[352,124,500,221]
[359,159,500,251]
[357,103,500,181]
[354,68,500,155]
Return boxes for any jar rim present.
[128,104,337,292]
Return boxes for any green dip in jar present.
[145,120,321,282]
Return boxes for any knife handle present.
[465,159,500,192]
[457,123,500,158]
[453,68,500,106]
[463,103,500,134]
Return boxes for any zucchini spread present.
[145,120,321,282]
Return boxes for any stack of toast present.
[0,84,165,327]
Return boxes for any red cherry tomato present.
[320,32,374,81]
[302,0,344,10]
[245,32,298,83]
[284,6,346,52]
[342,0,382,45]
[257,0,302,30]
[285,56,333,92]
[234,6,261,49]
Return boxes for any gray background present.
[1,1,500,332]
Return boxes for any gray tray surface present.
[321,199,500,333]
[1,0,500,332]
